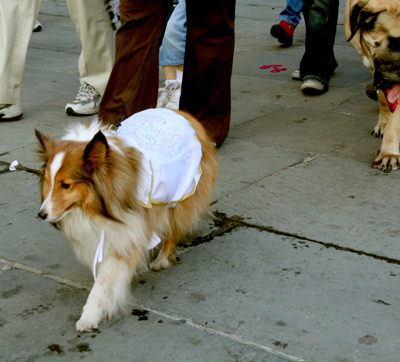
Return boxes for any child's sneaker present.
[157,80,180,108]
[165,83,181,109]
[270,21,295,46]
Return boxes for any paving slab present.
[132,228,400,362]
[229,105,382,163]
[215,139,308,198]
[212,155,400,260]
[0,266,298,362]
[2,226,399,362]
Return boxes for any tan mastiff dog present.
[344,0,400,171]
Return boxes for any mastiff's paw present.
[372,152,400,172]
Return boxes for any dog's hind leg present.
[150,237,176,271]
[76,252,140,332]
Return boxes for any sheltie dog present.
[35,108,218,331]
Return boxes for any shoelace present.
[75,79,99,102]
[158,82,178,102]
[303,74,327,85]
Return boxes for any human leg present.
[299,0,339,93]
[157,0,186,109]
[98,0,173,125]
[0,0,42,120]
[279,0,303,26]
[180,0,236,146]
[159,0,186,68]
[66,0,114,115]
[271,0,303,46]
[66,0,114,96]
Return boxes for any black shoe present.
[270,21,294,47]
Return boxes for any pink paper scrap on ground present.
[260,64,287,72]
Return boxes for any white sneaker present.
[0,104,23,121]
[165,83,181,109]
[157,80,180,108]
[292,69,301,80]
[300,75,327,94]
[65,78,101,116]
[33,20,42,32]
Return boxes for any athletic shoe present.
[300,75,328,95]
[165,83,181,109]
[33,20,42,32]
[292,69,301,80]
[270,21,295,47]
[157,80,180,108]
[0,104,23,121]
[65,78,101,116]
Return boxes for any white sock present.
[165,79,178,85]
[176,69,183,84]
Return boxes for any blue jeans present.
[279,0,303,27]
[300,0,339,82]
[159,0,186,66]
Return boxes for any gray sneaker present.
[65,78,101,116]
[0,104,23,121]
[157,80,180,108]
[165,83,181,109]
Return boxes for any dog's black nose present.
[38,211,47,220]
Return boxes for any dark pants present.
[99,0,236,145]
[300,0,339,82]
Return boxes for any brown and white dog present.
[345,0,400,171]
[35,109,218,331]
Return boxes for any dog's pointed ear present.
[35,129,52,163]
[348,2,385,42]
[83,131,109,171]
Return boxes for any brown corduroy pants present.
[98,0,236,146]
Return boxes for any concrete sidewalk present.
[1,1,399,361]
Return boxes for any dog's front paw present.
[372,123,386,137]
[372,152,400,172]
[76,316,99,332]
[75,315,99,332]
[75,304,102,332]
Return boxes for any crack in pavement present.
[181,211,400,266]
[0,160,40,175]
[0,257,90,290]
[3,160,398,266]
